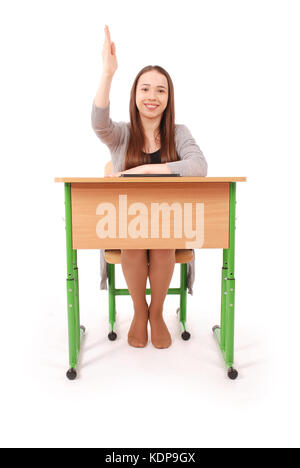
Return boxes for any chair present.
[103,161,194,342]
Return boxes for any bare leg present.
[120,249,149,347]
[148,249,176,348]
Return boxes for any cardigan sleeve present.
[166,125,208,177]
[91,100,126,152]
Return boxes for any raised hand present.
[101,25,118,76]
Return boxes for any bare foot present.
[149,307,172,349]
[128,304,149,348]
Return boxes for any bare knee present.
[149,249,175,263]
[121,249,148,262]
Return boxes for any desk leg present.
[64,183,85,380]
[213,182,238,380]
[72,250,82,353]
[220,250,229,351]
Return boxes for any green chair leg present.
[107,262,117,340]
[178,263,190,340]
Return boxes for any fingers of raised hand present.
[104,25,111,43]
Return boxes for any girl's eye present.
[142,88,165,93]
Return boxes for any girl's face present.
[135,71,169,122]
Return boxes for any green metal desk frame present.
[63,182,238,381]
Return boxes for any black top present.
[142,148,161,164]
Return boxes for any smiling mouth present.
[144,104,159,110]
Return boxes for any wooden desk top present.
[55,177,247,183]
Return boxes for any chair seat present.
[104,249,194,264]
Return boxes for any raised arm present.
[94,25,117,107]
[91,25,124,150]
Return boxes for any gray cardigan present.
[91,100,208,295]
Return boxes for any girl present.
[91,25,208,350]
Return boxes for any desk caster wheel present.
[108,331,117,341]
[181,331,191,341]
[66,368,77,380]
[228,367,238,380]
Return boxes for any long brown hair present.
[124,65,179,170]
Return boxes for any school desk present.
[54,176,247,380]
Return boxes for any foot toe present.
[128,336,148,348]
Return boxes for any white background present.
[0,0,299,448]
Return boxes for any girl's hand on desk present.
[105,165,150,177]
[105,171,122,177]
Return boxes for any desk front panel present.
[71,182,229,249]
